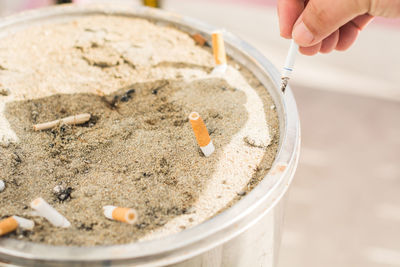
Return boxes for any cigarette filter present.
[189,112,215,157]
[103,206,138,224]
[192,33,207,47]
[30,197,71,228]
[143,0,160,8]
[33,113,91,131]
[211,30,227,75]
[0,216,34,236]
[0,217,18,236]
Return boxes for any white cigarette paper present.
[33,113,91,131]
[30,197,71,228]
[12,216,35,230]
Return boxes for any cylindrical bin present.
[0,4,300,267]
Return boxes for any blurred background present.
[0,1,399,266]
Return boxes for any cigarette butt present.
[12,216,35,230]
[33,113,91,131]
[0,180,4,192]
[192,33,207,47]
[0,215,35,237]
[30,197,71,228]
[212,31,227,66]
[189,112,215,157]
[103,206,138,224]
[143,0,160,8]
[0,217,18,236]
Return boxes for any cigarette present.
[192,33,208,47]
[0,216,34,236]
[0,180,4,192]
[103,206,138,224]
[189,112,215,157]
[211,30,227,75]
[281,40,299,93]
[33,113,91,131]
[143,0,160,8]
[30,197,71,228]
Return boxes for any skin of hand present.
[278,0,400,55]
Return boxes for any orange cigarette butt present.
[192,33,207,47]
[103,206,137,225]
[0,217,18,236]
[189,112,215,157]
[212,31,227,66]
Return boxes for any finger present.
[299,42,321,56]
[278,0,305,39]
[292,0,369,46]
[320,30,339,54]
[335,22,360,51]
[352,14,375,30]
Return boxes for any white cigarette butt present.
[12,216,34,230]
[33,113,91,131]
[0,180,4,192]
[30,197,70,228]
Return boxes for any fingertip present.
[280,31,292,39]
[293,21,316,47]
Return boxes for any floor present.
[1,1,399,266]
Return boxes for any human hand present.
[278,0,400,55]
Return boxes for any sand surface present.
[0,15,279,245]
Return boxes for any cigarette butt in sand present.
[189,112,215,157]
[0,216,34,236]
[143,0,160,8]
[12,216,35,230]
[33,113,91,131]
[30,197,71,228]
[0,180,4,192]
[103,206,138,224]
[0,217,17,236]
[192,33,208,47]
[211,30,227,75]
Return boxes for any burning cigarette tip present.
[33,113,91,131]
[103,206,138,225]
[189,112,215,157]
[30,197,71,228]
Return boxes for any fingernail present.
[292,22,314,46]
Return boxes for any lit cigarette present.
[0,216,34,236]
[103,206,138,224]
[189,112,215,157]
[30,197,71,228]
[211,30,227,75]
[33,113,91,131]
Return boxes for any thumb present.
[292,0,369,46]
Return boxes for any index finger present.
[278,0,306,38]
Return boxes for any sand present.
[0,15,279,246]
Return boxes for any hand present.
[278,0,400,55]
